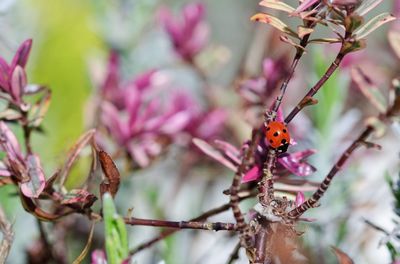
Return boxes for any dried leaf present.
[28,89,51,127]
[58,129,96,186]
[193,138,236,171]
[388,31,400,60]
[99,150,120,198]
[72,221,96,264]
[297,26,314,38]
[355,0,384,16]
[251,13,299,39]
[351,67,387,113]
[354,13,396,40]
[331,246,354,264]
[61,189,97,210]
[259,0,295,13]
[280,36,306,52]
[20,154,46,198]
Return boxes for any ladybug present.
[265,121,290,152]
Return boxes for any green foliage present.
[103,192,129,264]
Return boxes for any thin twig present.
[129,190,257,256]
[124,217,236,231]
[288,126,373,218]
[364,218,390,235]
[226,242,241,264]
[285,46,347,124]
[0,205,13,264]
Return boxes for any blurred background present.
[0,0,399,263]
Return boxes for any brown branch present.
[285,50,345,124]
[288,126,373,218]
[270,33,312,119]
[124,217,236,231]
[129,190,257,256]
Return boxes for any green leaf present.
[354,13,396,40]
[259,0,295,14]
[251,13,299,39]
[103,193,129,264]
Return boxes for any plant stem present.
[124,217,236,231]
[129,190,257,256]
[270,34,311,120]
[288,126,373,218]
[285,51,345,124]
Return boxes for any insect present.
[265,121,290,153]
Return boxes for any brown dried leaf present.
[58,129,96,186]
[297,26,314,38]
[251,13,299,39]
[61,189,97,210]
[331,246,354,264]
[99,150,120,198]
[259,0,295,14]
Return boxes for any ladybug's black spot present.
[283,129,287,133]
[273,132,279,137]
[266,127,270,131]
[281,139,287,144]
[269,140,273,144]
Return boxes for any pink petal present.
[20,154,46,198]
[194,109,226,140]
[160,111,192,134]
[241,166,261,183]
[133,69,157,91]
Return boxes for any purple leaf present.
[277,149,317,177]
[193,109,226,140]
[0,162,11,177]
[0,58,10,92]
[160,111,192,134]
[0,121,22,161]
[241,166,261,183]
[20,154,45,198]
[10,66,27,103]
[214,139,240,165]
[133,69,157,91]
[192,138,237,171]
[295,192,305,207]
[10,39,32,71]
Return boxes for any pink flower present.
[158,3,209,61]
[99,52,225,167]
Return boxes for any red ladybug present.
[265,121,290,152]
